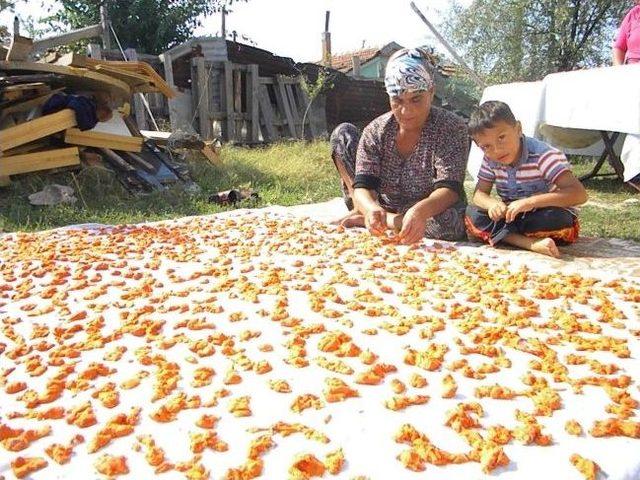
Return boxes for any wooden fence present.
[190,59,320,143]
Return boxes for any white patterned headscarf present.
[384,48,435,97]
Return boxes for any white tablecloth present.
[468,65,640,182]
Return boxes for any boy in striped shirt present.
[465,101,588,258]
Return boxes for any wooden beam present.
[32,24,103,54]
[275,75,297,138]
[125,48,148,131]
[64,128,143,152]
[192,56,212,140]
[0,147,80,176]
[7,34,33,61]
[248,65,260,142]
[1,109,77,152]
[257,85,277,142]
[223,61,235,142]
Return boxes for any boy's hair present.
[468,101,517,135]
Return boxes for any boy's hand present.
[399,206,428,245]
[488,201,507,222]
[505,198,534,223]
[364,207,387,236]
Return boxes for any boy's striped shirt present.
[478,136,571,202]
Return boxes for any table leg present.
[579,132,622,182]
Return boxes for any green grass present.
[0,141,340,233]
[0,143,638,241]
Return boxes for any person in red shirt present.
[613,0,640,65]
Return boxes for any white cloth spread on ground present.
[468,64,640,182]
[1,201,639,480]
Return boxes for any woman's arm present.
[613,9,632,65]
[613,47,626,65]
[353,188,387,235]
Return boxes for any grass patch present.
[0,141,340,233]
[0,143,638,241]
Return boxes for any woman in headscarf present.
[329,48,469,244]
[613,0,640,65]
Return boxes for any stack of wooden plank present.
[0,57,176,185]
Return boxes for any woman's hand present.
[488,201,507,222]
[505,198,534,223]
[364,207,388,236]
[398,205,429,244]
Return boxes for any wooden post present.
[125,48,148,130]
[275,75,297,138]
[223,61,235,142]
[192,56,212,140]
[409,1,486,88]
[352,55,361,77]
[100,5,111,50]
[221,7,227,38]
[87,43,102,59]
[233,68,242,141]
[257,85,277,142]
[285,83,302,138]
[248,64,260,142]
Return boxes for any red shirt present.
[615,6,640,63]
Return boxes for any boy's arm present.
[505,171,588,222]
[472,179,502,210]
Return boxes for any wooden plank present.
[0,61,131,100]
[223,61,235,142]
[1,109,77,152]
[257,85,278,141]
[125,48,149,131]
[0,88,65,121]
[0,147,80,176]
[275,75,297,138]
[64,128,143,152]
[192,56,212,140]
[233,68,242,142]
[295,83,318,138]
[31,24,103,53]
[7,34,33,61]
[284,83,302,136]
[248,64,260,142]
[87,43,102,59]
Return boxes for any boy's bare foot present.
[530,238,560,258]
[331,210,365,228]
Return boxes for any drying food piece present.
[324,448,345,475]
[11,456,48,479]
[190,430,229,453]
[291,394,325,413]
[45,435,84,464]
[66,402,98,428]
[590,418,640,438]
[2,425,51,452]
[196,414,219,429]
[570,453,600,480]
[385,394,429,411]
[229,396,252,417]
[88,407,140,453]
[441,374,457,398]
[289,453,326,479]
[404,344,448,371]
[94,454,129,476]
[324,377,359,402]
[565,420,583,436]
[409,373,428,389]
[268,379,292,393]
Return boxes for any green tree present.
[1,0,15,42]
[443,0,630,85]
[44,0,244,55]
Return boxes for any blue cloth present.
[384,48,435,97]
[42,93,98,131]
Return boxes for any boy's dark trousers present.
[465,205,579,246]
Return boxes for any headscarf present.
[384,47,435,97]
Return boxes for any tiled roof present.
[321,47,381,72]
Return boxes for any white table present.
[468,64,640,183]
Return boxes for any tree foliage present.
[45,0,244,55]
[443,0,630,84]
